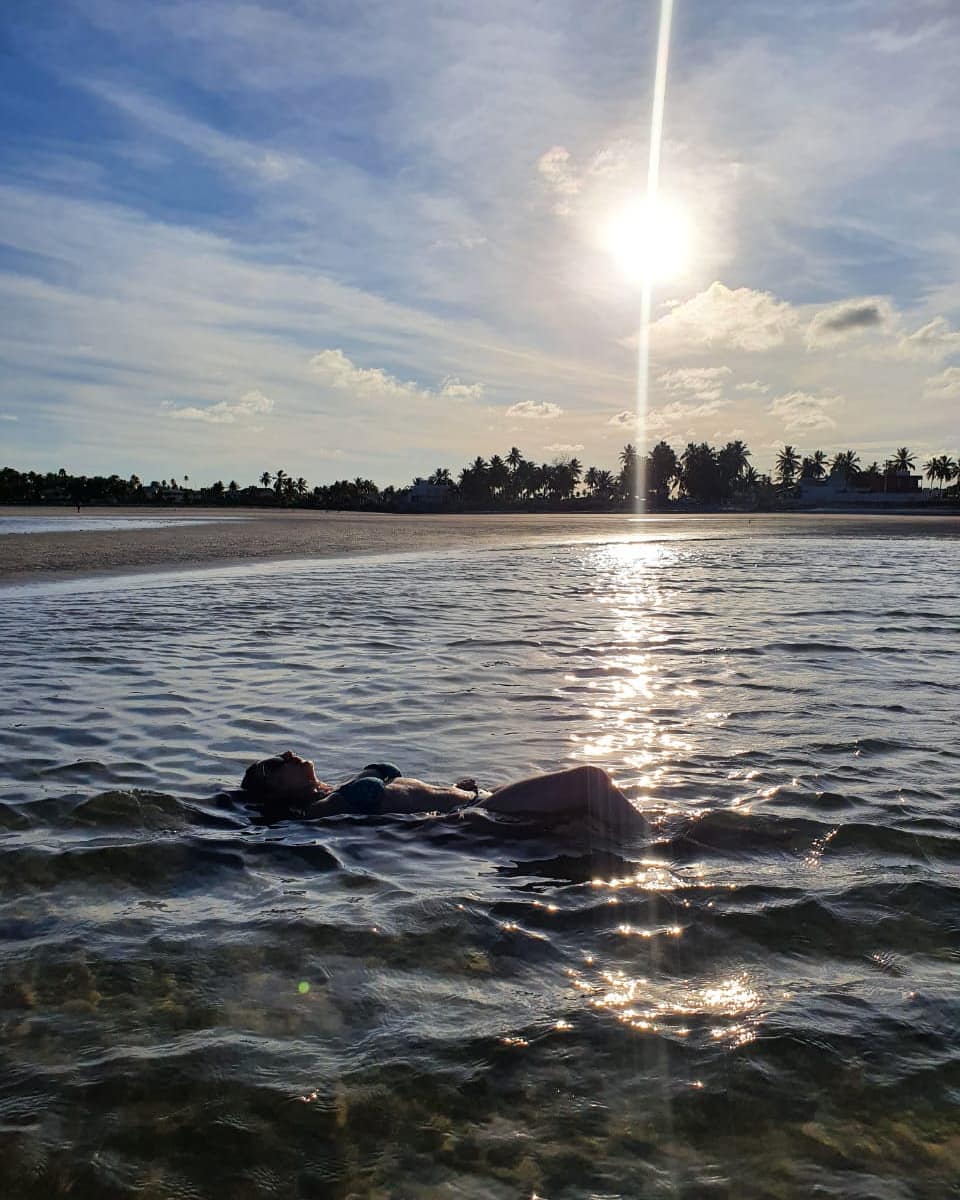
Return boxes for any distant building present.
[408,479,452,508]
[798,467,927,506]
[240,486,278,504]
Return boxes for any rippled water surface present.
[2,524,959,1199]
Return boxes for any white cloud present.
[651,282,799,352]
[429,234,488,251]
[644,397,732,440]
[535,142,638,217]
[608,411,639,428]
[806,297,893,346]
[505,399,561,419]
[658,365,731,401]
[309,349,483,406]
[536,146,581,210]
[439,376,485,402]
[924,366,960,400]
[768,391,841,432]
[895,317,960,360]
[168,389,274,425]
[545,442,584,454]
[0,413,18,421]
[655,398,730,421]
[736,380,769,394]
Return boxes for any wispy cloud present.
[167,389,274,425]
[505,400,562,419]
[924,366,960,400]
[309,350,484,406]
[894,317,960,360]
[657,365,731,401]
[769,391,841,432]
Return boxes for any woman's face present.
[259,750,319,796]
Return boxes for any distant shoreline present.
[2,506,958,585]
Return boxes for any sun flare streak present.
[637,0,676,512]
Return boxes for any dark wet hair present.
[241,756,286,798]
[241,755,318,821]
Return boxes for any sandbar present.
[0,506,957,582]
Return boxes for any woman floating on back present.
[240,751,640,830]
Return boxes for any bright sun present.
[598,195,693,285]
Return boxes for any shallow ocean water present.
[0,515,247,536]
[1,523,959,1199]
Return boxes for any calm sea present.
[1,521,958,1199]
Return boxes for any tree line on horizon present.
[1,441,958,510]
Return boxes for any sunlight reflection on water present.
[0,529,959,1197]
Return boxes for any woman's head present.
[242,750,320,808]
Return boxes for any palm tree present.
[801,449,828,479]
[428,467,452,486]
[718,440,750,495]
[594,469,616,502]
[260,471,271,488]
[506,446,524,472]
[458,458,491,506]
[515,459,537,501]
[488,454,510,500]
[584,466,600,495]
[775,444,801,487]
[274,469,287,497]
[831,450,861,481]
[924,455,958,494]
[618,443,639,503]
[648,440,678,502]
[295,476,308,498]
[891,447,916,472]
[679,442,724,503]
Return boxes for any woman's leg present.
[485,765,639,827]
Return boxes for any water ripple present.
[1,526,958,1198]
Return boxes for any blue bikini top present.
[326,762,402,815]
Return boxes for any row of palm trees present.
[4,440,958,510]
[773,445,959,490]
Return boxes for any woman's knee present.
[570,764,612,791]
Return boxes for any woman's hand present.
[454,777,479,795]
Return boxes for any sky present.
[1,0,959,486]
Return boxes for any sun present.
[597,195,693,286]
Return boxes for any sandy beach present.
[1,505,958,581]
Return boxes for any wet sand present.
[1,505,957,581]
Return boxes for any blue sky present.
[1,0,959,485]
